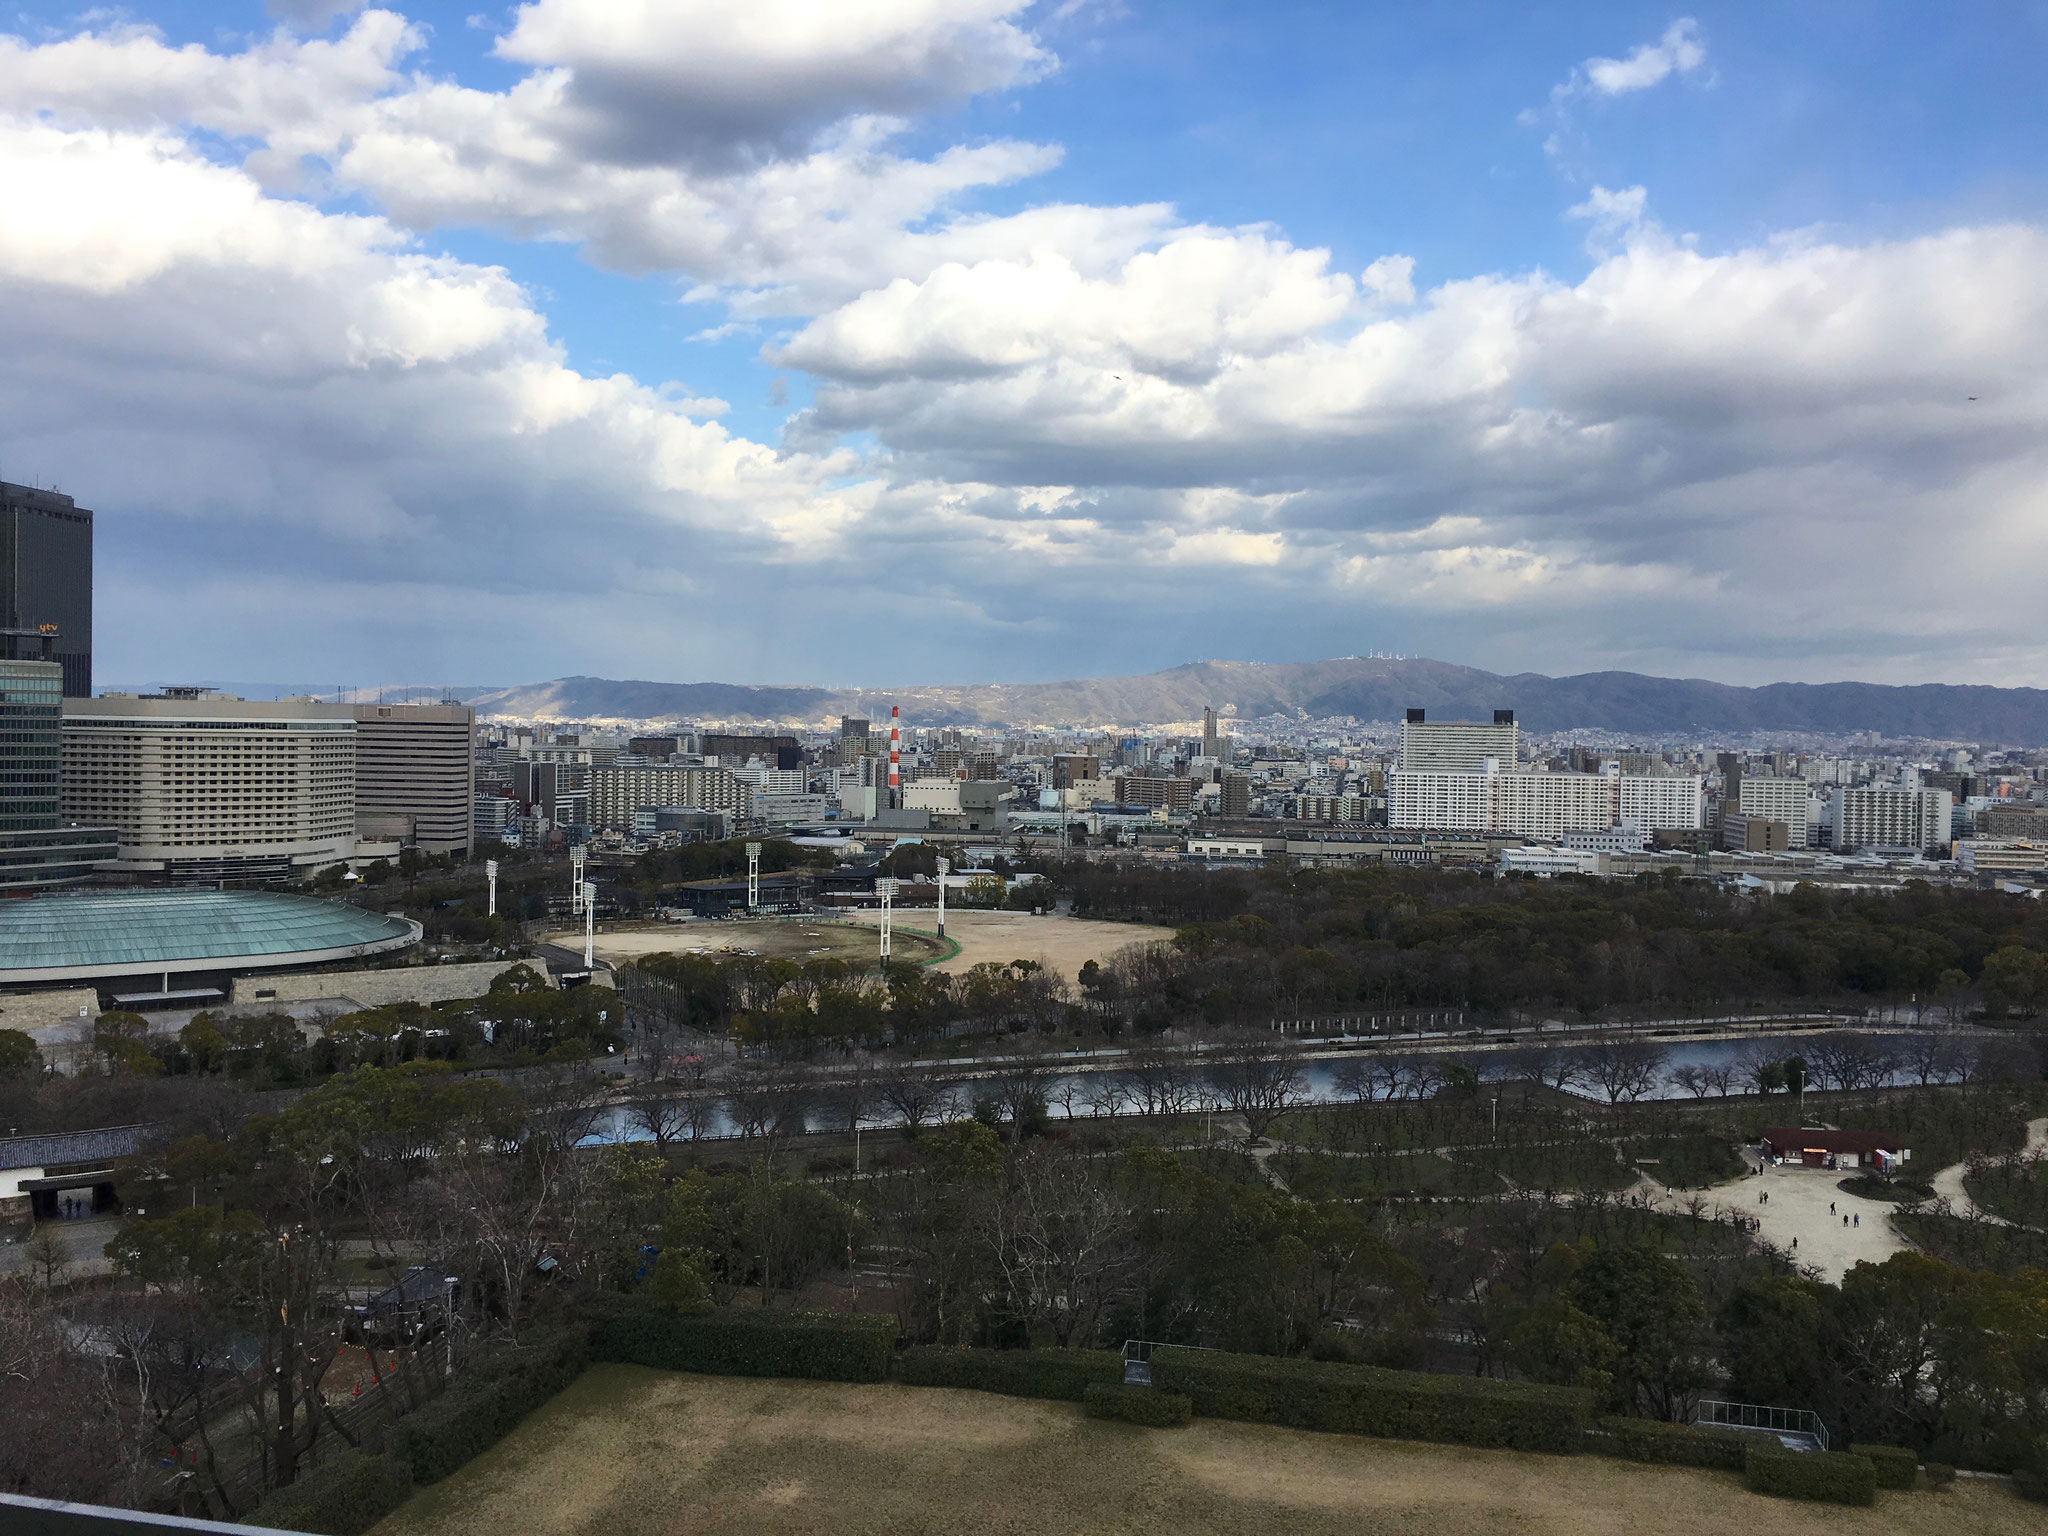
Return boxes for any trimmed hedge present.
[241,1450,412,1536]
[1082,1383,1192,1428]
[1851,1443,1918,1490]
[1593,1415,1750,1470]
[899,1347,1123,1402]
[586,1295,894,1382]
[1148,1347,1589,1455]
[1743,1444,1877,1506]
[388,1325,590,1486]
[1921,1461,1954,1490]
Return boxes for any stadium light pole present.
[935,856,949,941]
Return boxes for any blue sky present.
[2,2,2046,692]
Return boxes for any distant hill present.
[465,659,2048,743]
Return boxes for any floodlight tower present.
[569,843,586,915]
[486,859,499,918]
[876,877,895,965]
[581,880,597,969]
[746,841,762,912]
[935,856,949,942]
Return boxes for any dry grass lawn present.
[372,1366,2038,1536]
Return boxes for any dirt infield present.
[538,919,948,969]
[837,908,1173,976]
[373,1367,2032,1536]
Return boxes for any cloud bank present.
[0,4,2042,689]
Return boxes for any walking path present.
[1928,1115,2048,1225]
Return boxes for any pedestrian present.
[1793,1236,1798,1250]
[1830,1201,1836,1215]
[1854,1212,1860,1227]
[1843,1214,1849,1227]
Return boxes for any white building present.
[1562,823,1647,854]
[1500,846,1602,877]
[1826,785,1953,853]
[1398,710,1518,772]
[1391,762,1702,840]
[586,764,751,832]
[352,702,475,856]
[63,693,356,880]
[1729,773,1811,847]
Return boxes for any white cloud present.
[493,0,1050,162]
[1580,19,1706,97]
[3,2,2048,688]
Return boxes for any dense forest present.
[1063,862,2048,1023]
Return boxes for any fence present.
[1691,1398,1829,1451]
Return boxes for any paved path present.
[0,1214,119,1280]
[1929,1115,2048,1224]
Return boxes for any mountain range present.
[464,658,2048,743]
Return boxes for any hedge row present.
[586,1295,894,1382]
[1850,1443,1918,1491]
[899,1347,1124,1402]
[1592,1416,1750,1470]
[240,1450,412,1536]
[1743,1444,1877,1506]
[389,1326,590,1485]
[1148,1347,1589,1455]
[1083,1383,1193,1428]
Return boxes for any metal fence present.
[1691,1398,1829,1451]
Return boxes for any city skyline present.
[1,4,2045,687]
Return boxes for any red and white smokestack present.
[888,706,900,802]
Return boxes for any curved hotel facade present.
[62,692,357,881]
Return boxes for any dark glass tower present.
[0,481,93,697]
[0,652,114,888]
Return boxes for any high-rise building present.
[0,642,115,889]
[1053,754,1100,789]
[1201,706,1224,761]
[1219,771,1252,817]
[352,702,476,856]
[1827,785,1953,853]
[1726,773,1810,848]
[587,764,750,831]
[62,692,356,881]
[0,481,93,697]
[1398,708,1518,772]
[1390,762,1703,839]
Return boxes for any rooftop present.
[0,890,420,983]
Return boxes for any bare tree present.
[877,1061,955,1131]
[1120,1045,1196,1116]
[985,1147,1137,1347]
[1210,1036,1308,1142]
[1666,1063,1711,1100]
[1583,1036,1668,1104]
[1699,1061,1739,1098]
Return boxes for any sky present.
[2,1,2046,692]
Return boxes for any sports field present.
[538,918,949,969]
[372,1367,2031,1536]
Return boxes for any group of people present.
[52,1192,94,1219]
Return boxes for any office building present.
[0,645,115,889]
[512,757,589,832]
[62,692,356,881]
[1053,753,1100,789]
[0,481,93,697]
[1958,841,2048,876]
[587,764,750,831]
[473,793,517,845]
[701,732,799,769]
[1201,706,1225,761]
[1827,785,1953,853]
[351,702,475,856]
[1398,708,1518,772]
[1721,813,1791,853]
